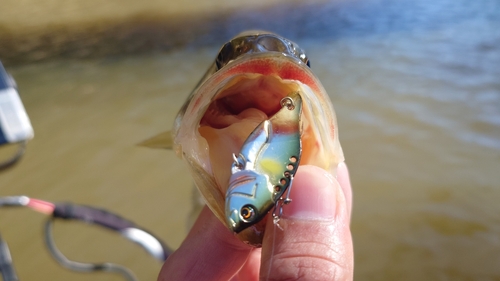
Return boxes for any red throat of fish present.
[198,73,317,193]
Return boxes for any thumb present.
[260,165,353,281]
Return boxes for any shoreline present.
[0,0,334,66]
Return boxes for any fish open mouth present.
[200,74,294,129]
[198,74,301,192]
[171,53,343,243]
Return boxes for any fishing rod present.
[0,196,172,281]
[0,233,17,281]
[0,61,172,280]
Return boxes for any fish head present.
[172,31,344,245]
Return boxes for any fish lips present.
[173,51,343,246]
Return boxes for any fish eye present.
[298,52,310,67]
[240,205,256,222]
[216,42,234,70]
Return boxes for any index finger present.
[158,206,253,281]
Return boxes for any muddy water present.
[1,0,499,280]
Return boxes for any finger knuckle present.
[265,240,349,281]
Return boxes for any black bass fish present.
[143,31,344,246]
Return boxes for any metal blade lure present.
[225,92,303,233]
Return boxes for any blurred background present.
[1,0,499,280]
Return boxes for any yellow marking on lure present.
[258,158,283,176]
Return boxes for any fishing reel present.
[0,62,34,172]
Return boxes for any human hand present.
[158,163,353,281]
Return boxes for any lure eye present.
[240,205,256,222]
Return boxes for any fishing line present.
[0,195,172,281]
[0,142,26,173]
[44,219,137,281]
[266,173,295,280]
[265,220,279,281]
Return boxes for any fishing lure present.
[225,91,302,233]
